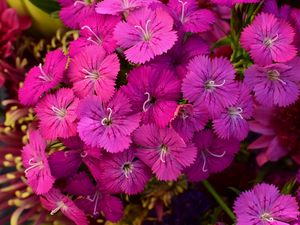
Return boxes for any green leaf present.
[28,0,60,14]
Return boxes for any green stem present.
[202,180,236,222]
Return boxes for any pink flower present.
[241,13,297,65]
[18,49,67,106]
[133,124,197,181]
[40,188,88,225]
[182,55,239,118]
[234,183,299,225]
[121,66,181,127]
[35,88,79,140]
[97,149,151,195]
[68,46,120,102]
[77,91,141,153]
[113,7,177,64]
[211,0,260,6]
[185,130,240,182]
[21,130,55,194]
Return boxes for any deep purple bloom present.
[234,183,299,225]
[182,55,239,118]
[133,124,197,181]
[121,66,181,127]
[241,13,297,65]
[185,130,240,182]
[77,91,141,153]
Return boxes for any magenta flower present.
[234,183,299,225]
[58,0,96,29]
[69,14,120,57]
[68,46,120,102]
[182,55,239,118]
[244,57,300,107]
[133,124,197,181]
[213,84,253,141]
[35,88,79,140]
[241,13,297,65]
[113,7,177,64]
[171,103,209,141]
[211,0,260,6]
[167,0,215,33]
[185,130,240,182]
[18,49,67,106]
[40,188,88,225]
[77,91,141,153]
[121,66,181,127]
[21,130,55,194]
[97,149,151,195]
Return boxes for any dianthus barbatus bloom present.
[240,13,297,66]
[166,0,215,33]
[69,14,120,57]
[211,0,260,7]
[18,49,67,106]
[185,130,240,182]
[213,85,253,140]
[171,103,209,141]
[21,130,55,194]
[234,183,299,225]
[182,55,239,118]
[58,0,96,29]
[121,66,181,127]
[113,7,177,64]
[68,46,120,102]
[40,188,88,225]
[77,91,141,153]
[133,124,197,181]
[244,57,300,107]
[35,88,79,140]
[97,149,151,195]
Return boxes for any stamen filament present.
[82,68,99,79]
[74,1,88,6]
[135,20,151,41]
[178,0,187,22]
[87,192,100,216]
[24,158,43,175]
[101,108,113,126]
[80,151,88,158]
[229,107,244,119]
[206,149,226,158]
[208,80,226,87]
[38,63,51,81]
[159,145,168,163]
[51,106,66,118]
[50,202,64,215]
[201,151,208,172]
[143,92,152,112]
[81,26,102,44]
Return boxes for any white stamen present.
[74,1,88,6]
[101,107,113,126]
[229,107,244,119]
[81,25,102,44]
[159,145,168,163]
[123,162,133,178]
[82,68,99,79]
[51,106,66,118]
[80,151,88,158]
[142,92,152,112]
[50,202,65,215]
[206,148,226,158]
[268,69,286,85]
[207,80,226,88]
[201,151,208,172]
[87,192,100,216]
[38,63,51,81]
[178,0,187,22]
[263,34,279,47]
[134,20,151,41]
[260,212,274,222]
[24,158,43,175]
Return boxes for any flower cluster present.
[16,0,300,224]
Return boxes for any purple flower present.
[133,124,197,181]
[171,103,209,141]
[121,66,181,127]
[182,55,239,118]
[40,188,88,225]
[18,49,67,106]
[213,84,253,141]
[211,0,260,6]
[21,130,55,194]
[241,13,297,65]
[68,46,120,102]
[234,183,299,225]
[244,57,300,107]
[69,14,120,57]
[77,91,141,153]
[113,7,177,64]
[185,130,240,182]
[167,0,215,33]
[97,148,151,195]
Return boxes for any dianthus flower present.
[211,0,260,6]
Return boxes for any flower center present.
[228,107,244,119]
[81,25,102,45]
[159,144,169,163]
[178,0,187,22]
[24,158,43,175]
[263,34,278,47]
[101,107,113,126]
[50,201,67,215]
[205,80,226,91]
[51,106,67,118]
[122,162,134,178]
[143,92,156,112]
[87,191,100,216]
[135,19,152,41]
[178,108,190,119]
[82,68,100,80]
[260,212,274,222]
[38,63,52,81]
[267,69,286,85]
[201,148,226,172]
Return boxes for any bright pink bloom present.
[234,183,299,225]
[35,88,79,140]
[113,7,177,64]
[171,103,209,141]
[185,130,239,182]
[182,55,239,118]
[68,46,120,102]
[98,149,151,195]
[244,57,300,107]
[18,49,67,106]
[241,13,297,65]
[211,0,260,6]
[40,188,88,225]
[133,124,197,181]
[121,66,181,127]
[77,91,141,153]
[21,130,55,195]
